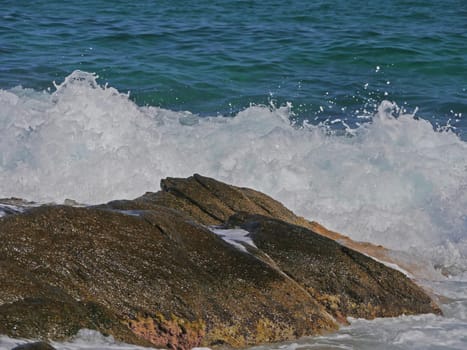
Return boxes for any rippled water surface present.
[1,0,466,132]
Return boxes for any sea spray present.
[1,71,466,279]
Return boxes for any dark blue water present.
[1,0,466,134]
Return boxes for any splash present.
[1,71,466,277]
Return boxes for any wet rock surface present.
[0,174,440,349]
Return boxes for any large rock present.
[0,174,440,349]
[226,213,439,321]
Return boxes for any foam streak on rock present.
[210,228,257,253]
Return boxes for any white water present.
[210,227,257,252]
[1,71,466,349]
[0,329,159,350]
[0,204,24,217]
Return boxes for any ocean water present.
[1,0,466,349]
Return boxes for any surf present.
[1,70,467,349]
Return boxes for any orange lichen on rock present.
[127,313,206,350]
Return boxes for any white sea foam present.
[1,70,466,279]
[0,203,30,218]
[1,71,466,347]
[249,312,467,350]
[0,204,22,217]
[210,227,257,252]
[0,329,160,350]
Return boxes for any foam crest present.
[1,71,466,277]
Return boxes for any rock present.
[0,174,441,349]
[11,342,56,350]
[0,206,335,349]
[226,212,441,320]
[122,174,430,279]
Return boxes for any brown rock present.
[0,205,335,349]
[131,174,433,279]
[0,174,440,349]
[226,212,441,320]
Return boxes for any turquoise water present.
[1,1,467,349]
[1,0,466,134]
